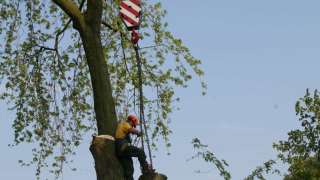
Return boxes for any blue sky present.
[2,0,320,179]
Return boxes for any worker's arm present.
[128,127,142,136]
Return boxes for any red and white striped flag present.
[120,0,141,30]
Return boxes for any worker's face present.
[128,120,134,127]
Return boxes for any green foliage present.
[273,89,320,163]
[0,0,205,178]
[244,160,280,180]
[273,89,320,179]
[283,156,320,180]
[244,89,320,180]
[190,138,231,180]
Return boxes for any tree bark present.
[74,2,124,178]
[139,173,168,180]
[90,136,124,180]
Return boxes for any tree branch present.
[139,44,165,50]
[102,21,117,32]
[35,44,56,51]
[54,0,86,59]
[52,0,83,22]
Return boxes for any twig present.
[139,44,165,50]
[35,44,56,51]
[102,21,117,32]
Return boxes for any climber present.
[115,114,151,180]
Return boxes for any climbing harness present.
[120,0,154,169]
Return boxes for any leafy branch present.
[244,160,281,180]
[190,138,231,180]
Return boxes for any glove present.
[137,131,143,137]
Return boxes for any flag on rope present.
[120,0,141,44]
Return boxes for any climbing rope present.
[134,45,153,169]
[119,0,153,169]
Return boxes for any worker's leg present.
[122,145,147,167]
[119,156,134,180]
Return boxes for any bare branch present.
[35,44,56,51]
[101,20,130,73]
[79,0,86,10]
[55,20,71,52]
[102,21,117,32]
[120,33,130,74]
[139,44,165,50]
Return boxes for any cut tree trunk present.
[90,136,124,180]
[139,173,168,180]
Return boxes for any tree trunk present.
[90,136,124,180]
[139,173,168,180]
[78,20,124,180]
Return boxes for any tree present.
[283,156,320,180]
[242,89,320,180]
[273,89,320,180]
[0,0,205,179]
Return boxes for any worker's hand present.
[137,131,143,137]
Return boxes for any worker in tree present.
[115,114,151,180]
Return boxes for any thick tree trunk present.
[139,173,168,180]
[78,17,124,180]
[90,136,124,180]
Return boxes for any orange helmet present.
[127,114,140,127]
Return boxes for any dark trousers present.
[116,141,147,180]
